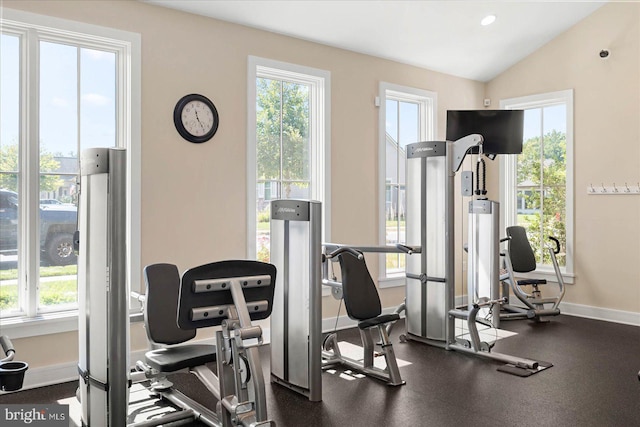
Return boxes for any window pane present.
[255,73,315,262]
[516,104,567,267]
[38,174,78,311]
[386,138,398,184]
[256,200,271,263]
[543,188,566,266]
[398,184,406,235]
[40,41,78,162]
[522,107,541,141]
[282,181,311,199]
[398,101,418,148]
[384,93,427,278]
[81,48,116,151]
[282,82,310,182]
[38,264,78,311]
[398,102,416,197]
[1,35,21,315]
[1,34,20,159]
[517,108,542,187]
[542,105,566,187]
[39,42,80,312]
[0,183,20,314]
[256,78,282,181]
[386,100,398,139]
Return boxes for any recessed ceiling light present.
[481,15,496,26]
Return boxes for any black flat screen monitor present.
[446,110,524,155]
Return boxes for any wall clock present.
[173,94,219,143]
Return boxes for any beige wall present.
[3,0,484,369]
[486,3,640,312]
[5,0,638,375]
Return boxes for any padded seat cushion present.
[517,279,547,286]
[145,344,216,373]
[357,313,400,330]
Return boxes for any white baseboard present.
[8,300,638,392]
[16,361,78,393]
[559,302,640,326]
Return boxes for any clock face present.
[181,100,215,137]
[173,94,219,143]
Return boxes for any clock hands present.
[194,110,206,132]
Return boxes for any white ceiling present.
[144,0,607,82]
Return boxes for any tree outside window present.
[517,125,567,266]
[255,77,311,262]
[501,91,573,277]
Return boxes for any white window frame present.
[499,89,574,283]
[0,9,141,337]
[378,82,436,288]
[247,56,331,258]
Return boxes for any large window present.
[378,83,436,284]
[0,10,140,334]
[247,57,330,260]
[500,90,574,280]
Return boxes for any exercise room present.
[0,1,638,426]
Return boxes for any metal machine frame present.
[77,148,129,426]
[498,228,566,323]
[78,148,276,426]
[269,199,323,402]
[321,247,405,387]
[403,136,545,371]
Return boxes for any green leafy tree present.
[0,143,62,192]
[256,78,310,198]
[517,129,566,265]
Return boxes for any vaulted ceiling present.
[144,0,607,82]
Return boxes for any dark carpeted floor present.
[2,314,639,426]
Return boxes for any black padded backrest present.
[338,252,381,321]
[178,260,276,330]
[506,226,537,273]
[143,263,196,345]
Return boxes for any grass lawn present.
[0,265,78,310]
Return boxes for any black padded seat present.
[507,227,549,290]
[142,264,218,373]
[358,313,400,330]
[145,344,217,373]
[518,279,547,286]
[506,226,537,273]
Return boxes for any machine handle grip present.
[0,335,15,358]
[548,236,561,254]
[326,247,364,260]
[395,243,417,255]
[130,291,146,303]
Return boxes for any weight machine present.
[498,226,566,323]
[269,200,409,402]
[321,246,405,387]
[403,135,551,375]
[77,147,275,426]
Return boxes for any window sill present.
[1,310,144,339]
[1,311,80,339]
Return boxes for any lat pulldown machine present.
[403,134,551,375]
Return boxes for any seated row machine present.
[499,225,566,322]
[269,199,406,404]
[133,260,277,427]
[321,247,405,386]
